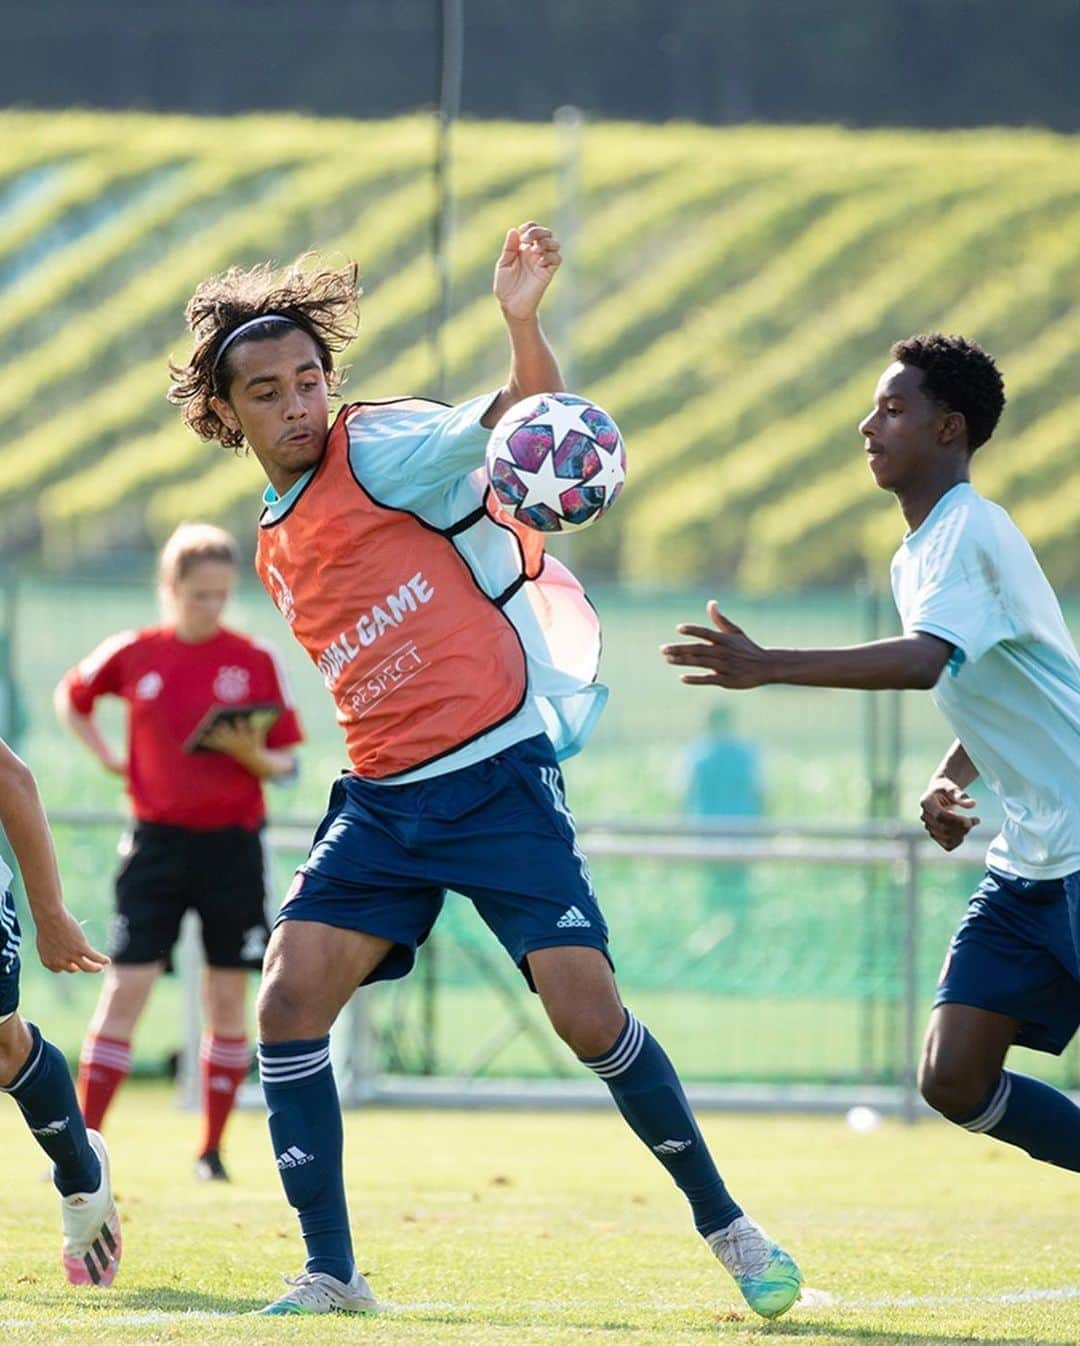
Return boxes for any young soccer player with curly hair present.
[665,333,1080,1176]
[168,224,802,1319]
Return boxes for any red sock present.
[199,1034,250,1156]
[77,1034,132,1131]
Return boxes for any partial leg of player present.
[530,945,802,1319]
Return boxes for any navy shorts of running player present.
[111,822,270,970]
[278,733,611,989]
[0,888,22,1021]
[934,866,1080,1054]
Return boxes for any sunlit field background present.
[1,1088,1078,1346]
[1,114,1078,590]
[1,104,1078,1345]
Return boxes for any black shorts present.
[110,822,269,970]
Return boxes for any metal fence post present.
[335,987,375,1105]
[177,910,203,1111]
[51,808,992,1116]
[901,834,921,1124]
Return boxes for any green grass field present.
[0,1085,1077,1345]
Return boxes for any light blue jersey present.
[891,482,1080,880]
[262,393,607,784]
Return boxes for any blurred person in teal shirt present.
[683,704,762,942]
[684,704,763,821]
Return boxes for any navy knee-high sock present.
[259,1037,354,1282]
[580,1010,741,1236]
[2,1022,100,1196]
[952,1071,1080,1172]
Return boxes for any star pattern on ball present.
[512,445,572,514]
[486,392,626,533]
[526,396,597,446]
[587,439,625,504]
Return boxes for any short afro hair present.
[890,332,1005,452]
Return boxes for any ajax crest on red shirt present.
[213,665,252,702]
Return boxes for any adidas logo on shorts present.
[556,906,591,929]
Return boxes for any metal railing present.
[45,810,1076,1120]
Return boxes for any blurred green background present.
[8,574,1076,1090]
[2,108,1078,1096]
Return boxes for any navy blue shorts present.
[0,889,22,1019]
[934,867,1080,1055]
[277,734,610,990]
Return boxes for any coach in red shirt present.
[55,522,302,1182]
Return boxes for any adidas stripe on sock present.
[259,1037,354,1281]
[199,1033,250,1156]
[955,1070,1080,1171]
[581,1010,742,1236]
[77,1034,131,1132]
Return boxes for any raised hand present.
[919,778,981,851]
[493,222,562,322]
[661,601,772,689]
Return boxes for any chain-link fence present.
[7,576,1078,1100]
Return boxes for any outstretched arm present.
[661,601,953,691]
[920,740,981,851]
[0,739,109,974]
[483,222,564,427]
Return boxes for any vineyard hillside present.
[2,111,1078,589]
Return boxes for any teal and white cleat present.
[706,1215,802,1319]
[256,1269,377,1316]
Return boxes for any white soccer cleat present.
[256,1269,378,1315]
[60,1129,122,1287]
[707,1214,801,1319]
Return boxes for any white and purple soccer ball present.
[485,392,626,533]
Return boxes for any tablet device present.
[184,702,283,754]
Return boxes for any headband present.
[212,313,298,370]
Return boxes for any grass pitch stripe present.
[3,1286,1078,1326]
[797,1284,1080,1311]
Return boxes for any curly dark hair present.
[890,332,1006,452]
[168,257,361,451]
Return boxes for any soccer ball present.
[485,392,626,533]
